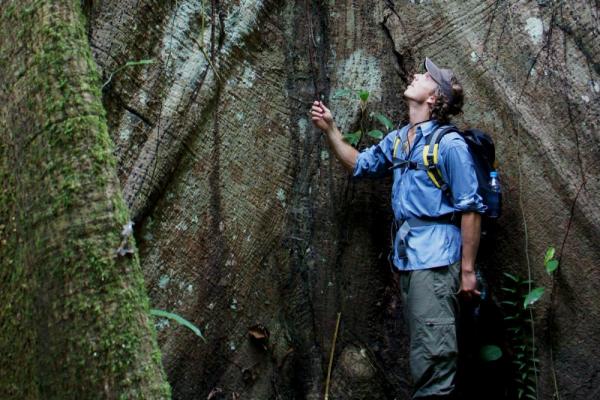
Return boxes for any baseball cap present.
[424,57,455,103]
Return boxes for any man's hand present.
[310,101,335,133]
[309,100,358,172]
[459,269,481,300]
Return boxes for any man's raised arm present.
[310,101,358,172]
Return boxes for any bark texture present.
[0,1,170,398]
[2,0,599,399]
[89,0,599,399]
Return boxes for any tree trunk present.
[0,1,170,398]
[2,0,599,399]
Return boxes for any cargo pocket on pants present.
[422,318,457,360]
[411,317,458,395]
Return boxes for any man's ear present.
[426,94,436,107]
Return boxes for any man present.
[310,58,485,399]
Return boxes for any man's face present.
[403,72,439,104]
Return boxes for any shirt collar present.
[399,120,439,139]
[415,120,438,137]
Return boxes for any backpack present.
[391,125,501,252]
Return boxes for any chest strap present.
[390,134,428,171]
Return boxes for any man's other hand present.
[458,269,481,300]
[310,101,334,133]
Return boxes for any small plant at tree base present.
[331,89,394,146]
[501,246,559,399]
[501,272,538,399]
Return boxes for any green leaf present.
[523,287,545,309]
[150,309,206,342]
[375,113,394,130]
[500,300,517,306]
[503,272,520,282]
[342,131,362,146]
[544,246,556,264]
[367,129,384,140]
[545,259,559,274]
[358,90,369,102]
[501,286,517,293]
[524,393,537,400]
[332,88,353,99]
[479,344,503,362]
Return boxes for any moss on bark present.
[0,1,170,398]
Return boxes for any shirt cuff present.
[453,194,487,214]
[352,152,366,178]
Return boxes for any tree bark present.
[80,0,600,398]
[0,1,170,398]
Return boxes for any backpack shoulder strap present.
[393,134,401,159]
[422,125,459,198]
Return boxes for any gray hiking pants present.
[399,261,460,399]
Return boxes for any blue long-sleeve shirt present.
[353,120,486,271]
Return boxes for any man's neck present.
[407,101,432,128]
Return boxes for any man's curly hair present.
[430,77,464,124]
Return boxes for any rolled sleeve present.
[352,131,396,178]
[439,138,486,214]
